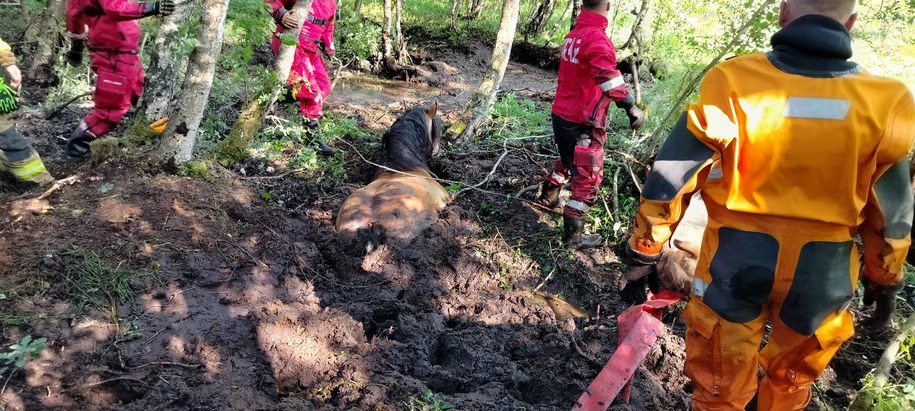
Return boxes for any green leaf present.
[99,183,114,194]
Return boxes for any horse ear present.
[426,102,438,119]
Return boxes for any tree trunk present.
[570,0,581,30]
[549,0,573,37]
[382,0,394,65]
[27,0,66,84]
[467,0,485,20]
[156,0,230,166]
[395,0,408,63]
[354,0,363,14]
[619,0,650,53]
[459,0,520,141]
[142,3,194,121]
[216,0,313,163]
[450,0,460,29]
[524,0,557,40]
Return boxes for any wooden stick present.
[874,311,915,388]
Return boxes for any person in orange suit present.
[622,0,915,409]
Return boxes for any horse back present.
[335,169,450,249]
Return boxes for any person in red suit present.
[64,0,174,158]
[265,0,337,155]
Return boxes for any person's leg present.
[0,116,53,185]
[683,296,767,410]
[558,120,604,249]
[536,113,574,208]
[68,52,141,157]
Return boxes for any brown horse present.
[335,103,448,254]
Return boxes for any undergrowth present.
[62,248,151,312]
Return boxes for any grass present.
[403,389,454,411]
[62,248,151,312]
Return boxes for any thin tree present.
[450,0,461,29]
[570,0,582,29]
[459,0,520,141]
[548,0,573,37]
[156,0,230,165]
[354,0,362,14]
[467,0,485,19]
[524,0,558,40]
[619,0,650,53]
[217,0,314,162]
[142,3,195,121]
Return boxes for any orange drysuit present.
[627,15,915,410]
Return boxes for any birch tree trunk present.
[142,3,194,121]
[216,0,313,163]
[450,0,460,29]
[28,0,66,83]
[570,0,581,30]
[459,0,520,141]
[395,0,408,63]
[382,0,394,66]
[354,0,363,14]
[157,0,230,166]
[549,0,572,37]
[619,0,650,53]
[467,0,485,20]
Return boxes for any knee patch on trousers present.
[705,227,778,323]
[572,144,603,179]
[780,241,854,335]
[0,127,35,162]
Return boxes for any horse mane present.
[378,107,438,173]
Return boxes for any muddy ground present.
[0,40,907,411]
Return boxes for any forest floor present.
[0,42,905,411]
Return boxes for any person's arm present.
[98,0,173,20]
[859,94,915,329]
[265,0,295,28]
[627,67,733,263]
[322,9,335,56]
[583,36,644,129]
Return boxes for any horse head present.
[379,102,443,173]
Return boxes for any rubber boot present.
[536,181,562,208]
[66,122,95,158]
[305,118,337,156]
[563,215,602,250]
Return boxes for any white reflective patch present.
[782,97,850,120]
[599,75,625,92]
[566,199,589,212]
[692,277,708,298]
[550,172,568,184]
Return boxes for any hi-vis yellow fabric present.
[0,37,15,67]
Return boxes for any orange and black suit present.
[627,15,915,410]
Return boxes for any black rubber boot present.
[316,140,337,156]
[536,181,562,208]
[303,118,336,156]
[66,126,94,158]
[563,215,602,250]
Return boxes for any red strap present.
[572,292,683,411]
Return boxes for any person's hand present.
[621,263,660,305]
[158,0,175,15]
[861,277,901,333]
[4,64,21,90]
[627,105,646,130]
[281,10,298,29]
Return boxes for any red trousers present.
[544,113,606,217]
[271,36,330,119]
[83,51,144,138]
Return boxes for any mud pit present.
[0,44,903,411]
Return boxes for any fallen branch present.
[874,311,915,388]
[45,92,92,120]
[64,376,148,392]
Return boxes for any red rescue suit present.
[66,0,147,138]
[547,10,633,217]
[265,0,336,120]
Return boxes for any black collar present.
[767,14,860,78]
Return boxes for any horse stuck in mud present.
[335,103,449,254]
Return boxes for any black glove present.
[66,39,85,67]
[144,0,175,17]
[627,105,646,130]
[860,277,902,332]
[621,264,660,305]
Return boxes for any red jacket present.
[66,0,147,51]
[264,0,336,54]
[552,10,631,128]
